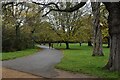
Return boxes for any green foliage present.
[2,3,42,52]
[1,48,39,61]
[54,43,118,78]
[33,21,59,42]
[49,2,87,42]
[100,4,109,42]
[2,2,109,52]
[78,15,93,42]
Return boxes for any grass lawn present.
[54,43,118,78]
[1,48,40,61]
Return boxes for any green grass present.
[54,43,118,78]
[1,48,40,61]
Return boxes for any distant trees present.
[79,15,93,46]
[2,2,28,51]
[2,1,108,52]
[33,21,59,43]
[48,2,89,49]
[24,3,43,47]
[2,2,43,51]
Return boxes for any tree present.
[2,2,41,51]
[91,2,104,56]
[47,2,85,49]
[79,15,93,46]
[33,21,59,43]
[2,2,29,51]
[103,2,120,71]
[25,3,43,47]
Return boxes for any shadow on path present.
[3,45,63,78]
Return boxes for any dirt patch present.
[2,68,41,78]
[2,68,96,78]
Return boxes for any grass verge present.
[54,43,118,78]
[1,48,40,61]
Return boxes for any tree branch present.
[32,0,87,17]
[2,2,14,7]
[32,2,60,10]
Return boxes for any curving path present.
[2,45,63,78]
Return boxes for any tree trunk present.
[105,34,120,71]
[91,2,104,56]
[15,25,21,50]
[60,43,62,46]
[104,2,120,71]
[65,42,69,49]
[31,29,35,48]
[88,41,92,46]
[31,34,35,48]
[106,36,110,48]
[48,42,51,49]
[79,42,82,46]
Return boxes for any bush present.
[2,27,34,52]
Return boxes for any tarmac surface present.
[3,45,63,78]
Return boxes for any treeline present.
[2,3,40,52]
[2,2,109,52]
[2,24,33,52]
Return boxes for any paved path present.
[3,45,63,78]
